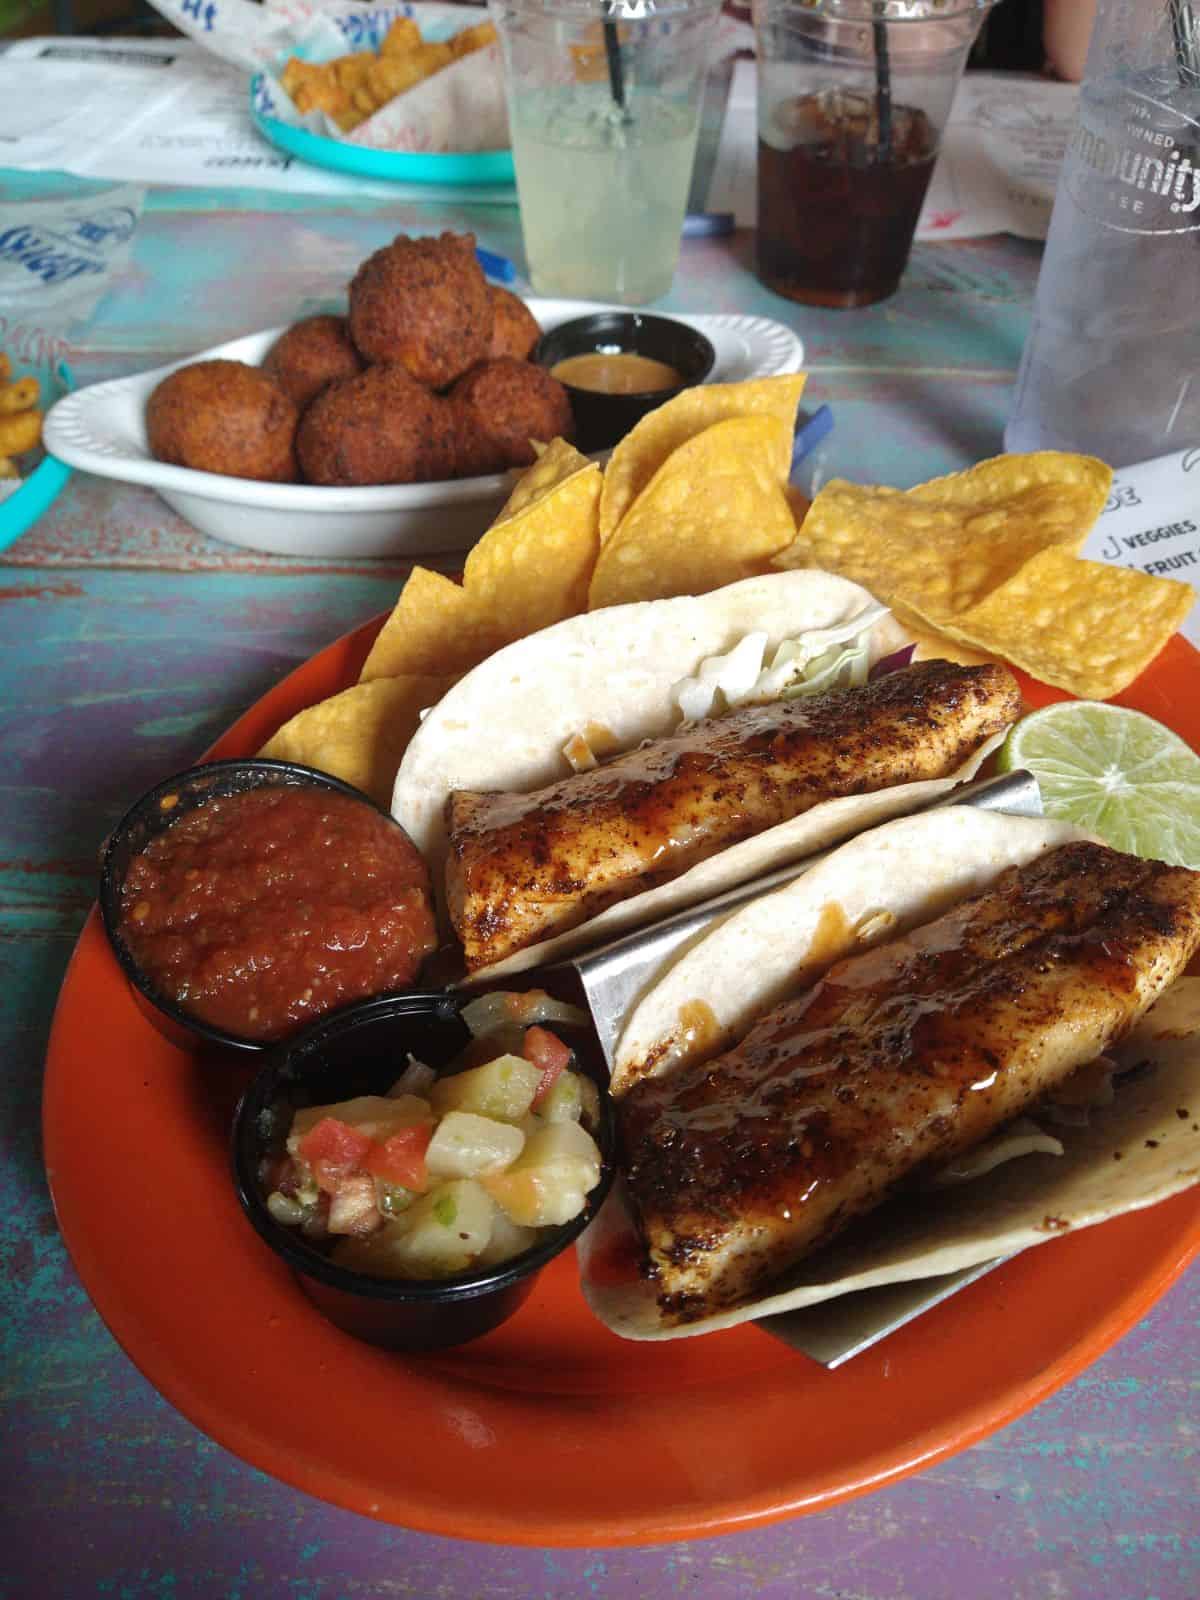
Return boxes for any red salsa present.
[118,784,437,1041]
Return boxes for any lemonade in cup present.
[489,0,723,304]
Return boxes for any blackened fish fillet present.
[619,841,1200,1322]
[444,660,1021,971]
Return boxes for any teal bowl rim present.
[0,362,74,556]
[249,76,515,188]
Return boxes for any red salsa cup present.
[98,759,438,1055]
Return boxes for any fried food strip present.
[445,660,1021,971]
[619,842,1200,1321]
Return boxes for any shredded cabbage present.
[670,604,891,723]
[925,1117,1064,1189]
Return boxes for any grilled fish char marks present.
[619,842,1200,1322]
[445,660,1021,971]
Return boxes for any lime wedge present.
[997,702,1200,867]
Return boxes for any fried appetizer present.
[620,842,1200,1321]
[486,285,542,363]
[448,358,574,477]
[296,363,458,486]
[348,231,492,388]
[146,359,298,483]
[445,660,1021,971]
[263,315,364,412]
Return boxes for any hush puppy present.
[263,315,364,411]
[486,286,541,362]
[297,363,458,486]
[348,231,492,388]
[146,359,298,482]
[448,358,574,477]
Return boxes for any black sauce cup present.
[98,758,429,1056]
[534,312,717,453]
[231,989,616,1351]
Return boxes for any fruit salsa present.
[262,990,604,1279]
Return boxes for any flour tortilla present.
[611,808,1084,1096]
[579,810,1200,1341]
[392,570,1013,979]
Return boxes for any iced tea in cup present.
[489,0,723,304]
[753,0,992,308]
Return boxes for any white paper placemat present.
[0,36,516,203]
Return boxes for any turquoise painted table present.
[2,168,1198,1600]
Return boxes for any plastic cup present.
[753,0,992,308]
[489,0,723,304]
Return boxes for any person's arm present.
[1042,0,1097,81]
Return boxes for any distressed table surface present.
[2,167,1197,1600]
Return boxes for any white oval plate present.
[43,303,804,560]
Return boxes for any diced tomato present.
[362,1123,433,1192]
[298,1117,373,1192]
[524,1025,571,1108]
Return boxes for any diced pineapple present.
[538,1070,583,1124]
[425,1110,525,1179]
[430,1053,542,1123]
[288,1092,431,1149]
[476,1210,540,1268]
[523,1119,603,1178]
[392,1179,495,1275]
[483,1121,603,1227]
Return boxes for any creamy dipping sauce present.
[550,351,683,395]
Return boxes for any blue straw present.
[476,246,517,284]
[790,404,835,480]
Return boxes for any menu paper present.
[707,61,1078,240]
[0,36,515,203]
[1083,448,1200,647]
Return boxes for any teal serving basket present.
[249,74,515,188]
[0,361,74,556]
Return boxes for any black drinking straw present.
[872,16,894,162]
[602,5,628,114]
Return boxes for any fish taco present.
[392,571,1022,978]
[579,807,1200,1341]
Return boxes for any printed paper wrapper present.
[148,0,509,154]
[0,185,142,498]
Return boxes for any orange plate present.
[43,623,1200,1547]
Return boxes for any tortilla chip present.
[598,374,807,544]
[776,451,1112,624]
[359,567,509,681]
[360,461,602,680]
[258,675,455,809]
[587,416,797,610]
[466,460,601,629]
[937,548,1195,700]
[493,437,593,524]
[907,625,1000,669]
